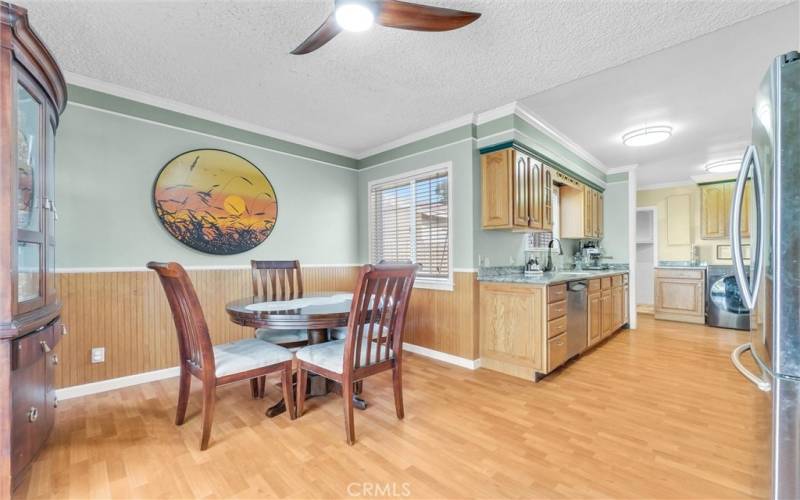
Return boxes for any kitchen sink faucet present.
[545,238,563,272]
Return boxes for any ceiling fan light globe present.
[335,3,374,32]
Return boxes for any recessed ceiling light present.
[705,159,742,173]
[622,125,673,147]
[335,1,375,32]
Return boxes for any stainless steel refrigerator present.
[730,50,800,500]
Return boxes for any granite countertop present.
[655,261,707,270]
[477,266,629,286]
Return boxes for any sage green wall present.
[601,180,630,264]
[56,101,359,268]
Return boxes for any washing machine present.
[706,265,750,330]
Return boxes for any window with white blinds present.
[368,164,452,288]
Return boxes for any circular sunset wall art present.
[153,149,278,255]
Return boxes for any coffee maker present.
[579,241,607,270]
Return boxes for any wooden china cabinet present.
[0,2,67,494]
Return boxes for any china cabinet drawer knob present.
[52,354,59,365]
[40,340,51,353]
[28,407,38,423]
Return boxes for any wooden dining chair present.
[251,260,309,347]
[147,261,295,450]
[295,263,418,444]
[329,258,412,341]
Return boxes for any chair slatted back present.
[147,262,214,376]
[344,264,417,372]
[251,260,304,300]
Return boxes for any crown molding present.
[475,102,518,125]
[637,180,696,191]
[513,102,609,174]
[607,164,638,174]
[63,71,359,159]
[355,112,476,160]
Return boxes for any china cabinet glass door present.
[15,69,46,313]
[45,112,57,304]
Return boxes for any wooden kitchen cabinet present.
[612,285,624,331]
[601,289,613,336]
[587,288,602,346]
[480,274,628,382]
[561,185,604,239]
[701,181,750,240]
[479,283,545,379]
[480,148,545,231]
[542,166,554,231]
[654,268,706,324]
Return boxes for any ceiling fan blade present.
[291,13,342,55]
[377,0,480,32]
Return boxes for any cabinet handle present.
[61,324,68,336]
[52,354,59,365]
[40,340,51,353]
[28,407,38,423]
[53,397,58,409]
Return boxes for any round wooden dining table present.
[225,291,366,417]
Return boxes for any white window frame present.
[367,161,454,292]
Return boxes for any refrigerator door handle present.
[730,144,764,311]
[731,343,771,392]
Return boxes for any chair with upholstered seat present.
[251,260,308,347]
[147,261,295,450]
[295,263,417,444]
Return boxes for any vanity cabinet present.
[701,181,751,240]
[654,268,706,324]
[0,3,67,493]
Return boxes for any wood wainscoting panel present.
[53,266,360,388]
[396,272,478,361]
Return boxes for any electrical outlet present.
[91,347,105,364]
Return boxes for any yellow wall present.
[637,185,749,265]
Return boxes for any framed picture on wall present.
[716,244,751,261]
[152,149,278,255]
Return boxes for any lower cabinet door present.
[612,286,623,330]
[601,290,613,336]
[623,285,630,325]
[588,292,602,346]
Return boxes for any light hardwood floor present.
[15,316,768,499]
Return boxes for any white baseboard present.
[56,366,180,401]
[55,345,480,401]
[402,343,480,370]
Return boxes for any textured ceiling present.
[521,3,798,186]
[20,0,791,157]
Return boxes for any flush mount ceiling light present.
[335,1,376,32]
[622,125,673,147]
[705,159,742,173]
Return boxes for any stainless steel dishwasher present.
[566,280,588,359]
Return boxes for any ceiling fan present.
[291,0,481,55]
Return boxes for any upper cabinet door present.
[701,184,727,239]
[14,69,47,313]
[480,150,513,228]
[528,159,543,229]
[512,152,529,227]
[583,187,593,238]
[596,191,604,239]
[542,166,553,231]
